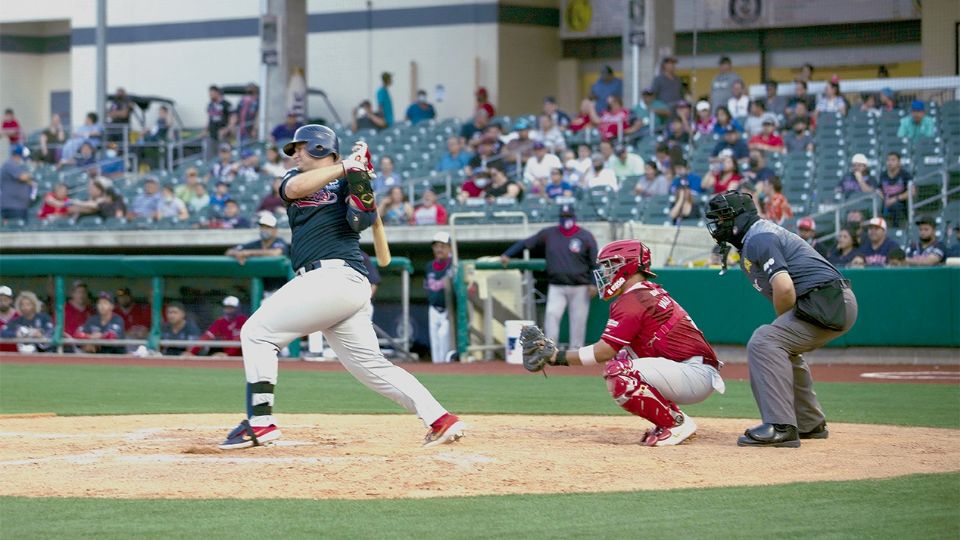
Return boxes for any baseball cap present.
[431,231,451,245]
[915,215,936,226]
[675,100,690,109]
[0,286,12,297]
[881,87,894,98]
[475,86,488,97]
[911,100,925,112]
[222,296,240,307]
[532,141,546,150]
[797,217,816,231]
[10,144,29,158]
[865,217,887,231]
[97,291,115,303]
[240,149,255,159]
[851,154,869,166]
[257,212,278,228]
[695,100,711,112]
[559,204,576,218]
[513,119,530,131]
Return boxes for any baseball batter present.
[220,125,464,449]
[520,239,724,446]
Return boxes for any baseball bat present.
[371,213,392,267]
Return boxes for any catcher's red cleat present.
[423,413,466,448]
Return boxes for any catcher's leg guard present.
[604,356,684,429]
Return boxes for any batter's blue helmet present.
[282,124,340,159]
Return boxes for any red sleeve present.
[600,296,646,351]
[436,204,448,225]
[207,319,227,339]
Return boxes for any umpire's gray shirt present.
[739,220,843,301]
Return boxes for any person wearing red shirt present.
[2,109,22,145]
[475,87,495,119]
[0,285,19,352]
[520,239,725,447]
[589,95,630,141]
[37,183,72,220]
[114,287,151,339]
[411,188,448,225]
[748,118,785,154]
[62,281,93,338]
[190,296,248,356]
[457,170,491,203]
[702,153,743,194]
[762,177,794,224]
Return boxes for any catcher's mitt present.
[520,325,558,372]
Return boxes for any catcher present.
[521,239,725,446]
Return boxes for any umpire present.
[705,191,858,447]
[500,204,598,348]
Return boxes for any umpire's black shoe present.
[737,423,801,448]
[799,422,829,440]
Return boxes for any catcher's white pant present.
[631,356,726,405]
[240,260,448,427]
[544,284,591,348]
[428,306,452,363]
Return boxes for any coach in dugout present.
[225,212,289,292]
[500,204,598,349]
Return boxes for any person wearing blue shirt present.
[376,72,394,127]
[669,160,702,194]
[544,168,573,200]
[405,90,436,125]
[712,126,750,161]
[436,136,472,173]
[590,66,623,113]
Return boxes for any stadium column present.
[622,0,674,110]
[262,0,307,139]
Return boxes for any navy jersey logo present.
[568,238,583,254]
[293,188,339,208]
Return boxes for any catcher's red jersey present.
[600,281,719,367]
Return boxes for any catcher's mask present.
[594,239,656,300]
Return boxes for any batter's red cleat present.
[423,413,465,448]
[218,419,281,450]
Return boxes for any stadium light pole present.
[95,0,107,128]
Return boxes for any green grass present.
[1,473,957,539]
[1,363,958,428]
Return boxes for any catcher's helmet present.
[704,190,758,244]
[594,239,656,300]
[282,124,340,160]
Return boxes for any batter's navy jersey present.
[503,226,598,285]
[424,259,453,309]
[279,168,368,276]
[740,219,843,301]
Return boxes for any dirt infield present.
[1,414,957,500]
[3,353,959,383]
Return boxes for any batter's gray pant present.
[747,287,858,431]
[544,284,591,348]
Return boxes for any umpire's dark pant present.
[746,288,858,430]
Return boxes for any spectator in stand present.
[795,216,827,256]
[271,112,304,143]
[114,287,151,340]
[765,81,787,116]
[412,189,448,226]
[504,119,536,164]
[1,145,35,223]
[670,159,702,194]
[436,136,472,173]
[859,93,881,115]
[585,153,618,191]
[484,166,523,202]
[460,109,489,146]
[784,115,814,154]
[156,184,188,220]
[711,56,741,114]
[235,149,261,181]
[0,286,17,353]
[635,160,669,197]
[205,86,231,154]
[569,98,597,133]
[226,212,288,264]
[606,143,644,179]
[712,125,749,161]
[128,176,162,219]
[467,135,503,172]
[743,100,773,137]
[947,226,960,258]
[694,100,717,136]
[258,178,285,214]
[701,153,742,194]
[262,145,285,178]
[208,143,236,183]
[712,105,743,135]
[651,56,682,106]
[237,83,259,140]
[743,149,775,194]
[143,105,171,145]
[38,183,71,220]
[62,281,93,339]
[878,87,897,112]
[826,227,860,267]
[210,182,232,216]
[671,100,694,136]
[2,291,53,353]
[405,89,436,125]
[837,153,877,199]
[378,186,414,225]
[457,169,491,203]
[655,143,675,172]
[174,167,201,206]
[160,302,201,356]
[726,80,750,118]
[878,151,914,227]
[564,143,593,186]
[591,66,623,112]
[190,296,247,357]
[905,215,947,266]
[61,112,103,163]
[213,199,250,229]
[748,117,786,153]
[543,96,570,128]
[371,155,401,196]
[669,176,699,222]
[524,141,563,193]
[798,63,815,82]
[630,88,669,136]
[898,100,936,141]
[857,217,902,266]
[533,114,565,153]
[816,81,847,117]
[106,87,132,142]
[2,108,22,144]
[66,141,97,169]
[189,183,210,215]
[788,80,816,115]
[590,95,631,141]
[376,72,394,127]
[475,86,495,119]
[761,176,793,224]
[38,113,67,164]
[75,291,125,354]
[544,168,574,200]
